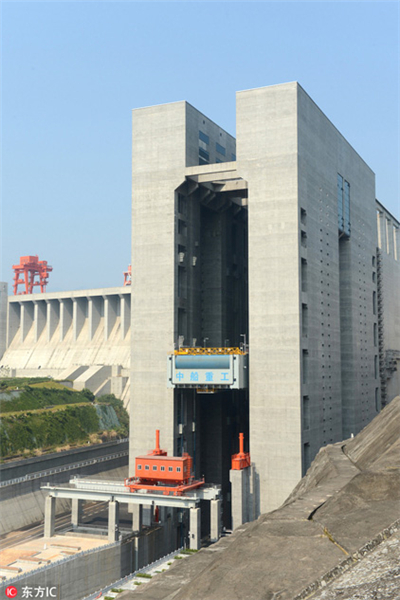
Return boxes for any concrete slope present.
[119,396,400,600]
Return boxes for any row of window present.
[198,130,236,165]
[137,464,182,472]
[337,174,351,237]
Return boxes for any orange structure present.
[231,433,251,470]
[123,264,132,286]
[12,255,52,295]
[125,430,204,496]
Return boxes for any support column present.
[88,297,101,341]
[210,499,221,543]
[71,498,83,527]
[34,301,46,342]
[130,504,143,532]
[230,467,249,530]
[20,302,34,342]
[120,293,131,340]
[60,299,72,341]
[189,507,201,550]
[104,296,117,341]
[46,300,59,342]
[44,496,56,538]
[108,500,120,542]
[73,298,86,341]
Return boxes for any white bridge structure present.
[42,478,222,550]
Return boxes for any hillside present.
[0,379,128,459]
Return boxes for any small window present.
[137,464,142,470]
[160,466,165,472]
[199,148,209,161]
[168,466,173,472]
[216,142,226,156]
[199,130,209,145]
[145,465,149,471]
[153,465,157,471]
[176,467,181,472]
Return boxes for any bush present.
[111,589,123,593]
[0,404,100,458]
[136,573,152,578]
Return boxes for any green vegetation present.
[136,573,152,579]
[104,596,114,599]
[0,404,100,457]
[133,581,142,585]
[0,386,94,414]
[174,555,183,559]
[180,548,198,554]
[0,378,129,459]
[0,376,55,390]
[111,589,123,593]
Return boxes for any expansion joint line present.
[322,526,349,556]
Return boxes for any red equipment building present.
[125,430,204,496]
[12,256,52,295]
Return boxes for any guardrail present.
[0,450,129,488]
[81,546,184,600]
[0,539,122,586]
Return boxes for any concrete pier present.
[108,500,120,542]
[189,507,201,550]
[71,498,83,527]
[130,503,143,532]
[44,496,56,538]
[210,499,221,542]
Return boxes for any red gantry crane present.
[12,255,52,295]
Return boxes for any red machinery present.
[231,433,251,470]
[123,264,132,286]
[12,255,52,295]
[125,430,204,496]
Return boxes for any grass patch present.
[111,588,124,593]
[136,573,152,579]
[174,555,183,559]
[133,581,142,585]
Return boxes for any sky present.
[1,0,399,293]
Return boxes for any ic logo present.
[5,587,18,598]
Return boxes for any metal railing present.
[0,450,128,488]
[81,546,184,600]
[0,539,122,585]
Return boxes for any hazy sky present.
[2,1,399,293]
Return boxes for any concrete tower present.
[130,83,390,521]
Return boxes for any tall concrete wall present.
[296,84,378,449]
[236,83,302,514]
[376,202,400,403]
[130,102,186,466]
